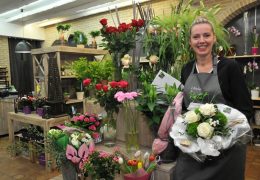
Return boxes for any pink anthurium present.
[66,143,90,167]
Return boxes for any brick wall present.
[0,36,10,82]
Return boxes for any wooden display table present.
[7,112,69,170]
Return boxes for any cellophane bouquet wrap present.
[169,103,251,162]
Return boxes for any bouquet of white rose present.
[170,103,251,162]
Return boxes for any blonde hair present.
[190,16,215,35]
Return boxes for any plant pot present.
[252,47,258,55]
[23,106,31,114]
[251,89,259,99]
[36,107,44,116]
[61,162,77,180]
[76,92,84,100]
[77,44,85,48]
[38,153,46,166]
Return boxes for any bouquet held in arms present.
[170,103,250,162]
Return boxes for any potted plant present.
[70,57,90,99]
[56,23,71,41]
[244,60,259,98]
[89,30,100,49]
[251,27,259,55]
[73,31,88,48]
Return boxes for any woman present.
[174,17,253,180]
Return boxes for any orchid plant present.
[244,60,259,90]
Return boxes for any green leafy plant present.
[136,82,181,133]
[89,30,100,38]
[73,31,88,45]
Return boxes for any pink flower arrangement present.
[114,91,139,133]
[66,112,102,140]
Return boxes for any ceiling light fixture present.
[15,9,31,54]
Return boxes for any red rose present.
[100,18,107,26]
[106,26,118,34]
[95,83,103,90]
[109,81,118,88]
[83,78,91,86]
[118,80,128,88]
[102,85,109,92]
[137,19,145,27]
[131,19,138,27]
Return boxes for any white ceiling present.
[0,0,149,27]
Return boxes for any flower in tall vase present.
[99,18,145,81]
[114,91,139,152]
[89,79,129,146]
[251,27,259,55]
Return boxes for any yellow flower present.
[137,161,143,169]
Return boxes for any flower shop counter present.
[7,112,69,171]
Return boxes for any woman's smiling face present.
[189,23,216,58]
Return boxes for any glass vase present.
[125,131,139,152]
[102,111,117,147]
[112,52,123,81]
[123,104,139,152]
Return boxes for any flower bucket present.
[251,89,259,99]
[125,132,139,152]
[61,162,77,180]
[23,106,31,114]
[252,47,258,55]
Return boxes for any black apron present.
[174,57,246,180]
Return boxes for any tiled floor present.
[1,135,260,180]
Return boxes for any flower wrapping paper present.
[169,103,251,161]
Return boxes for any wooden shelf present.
[31,46,108,55]
[226,55,260,59]
[251,123,260,129]
[252,97,260,101]
[65,99,85,104]
[60,75,76,79]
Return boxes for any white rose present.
[185,111,200,124]
[199,103,216,116]
[197,122,214,139]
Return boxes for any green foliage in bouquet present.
[186,104,230,139]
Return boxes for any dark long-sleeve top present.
[180,57,253,120]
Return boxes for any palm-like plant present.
[144,0,230,79]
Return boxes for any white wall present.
[0,22,45,40]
